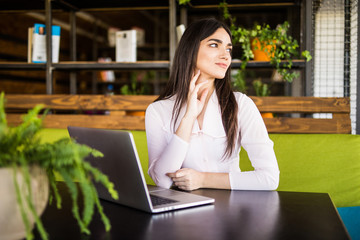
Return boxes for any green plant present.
[252,79,271,96]
[178,0,191,4]
[231,69,248,93]
[220,1,312,82]
[121,71,152,95]
[0,92,118,240]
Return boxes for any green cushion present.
[130,131,154,185]
[40,129,360,208]
[240,134,360,208]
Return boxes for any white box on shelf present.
[31,23,61,63]
[51,25,61,63]
[115,30,137,62]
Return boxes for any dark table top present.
[34,182,350,240]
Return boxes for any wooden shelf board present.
[0,60,306,71]
[53,61,170,70]
[231,59,306,68]
[0,62,46,70]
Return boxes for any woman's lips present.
[216,63,228,69]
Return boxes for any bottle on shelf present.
[105,84,115,95]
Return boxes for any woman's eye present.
[210,43,218,47]
[227,48,232,53]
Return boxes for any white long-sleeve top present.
[145,91,280,190]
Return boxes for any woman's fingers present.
[167,169,186,178]
[194,80,208,94]
[185,70,209,119]
[167,168,203,191]
[189,70,201,90]
[199,88,209,104]
[191,69,201,81]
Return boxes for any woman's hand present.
[175,70,209,142]
[167,168,204,191]
[185,70,209,120]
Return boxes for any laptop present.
[67,126,214,213]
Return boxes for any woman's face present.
[196,27,232,80]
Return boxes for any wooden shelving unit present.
[0,60,306,71]
[0,0,311,95]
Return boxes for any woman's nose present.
[220,48,230,60]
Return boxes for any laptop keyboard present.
[150,194,178,206]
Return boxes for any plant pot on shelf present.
[126,111,145,116]
[261,112,274,118]
[0,166,49,240]
[251,38,276,61]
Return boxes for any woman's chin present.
[214,74,226,79]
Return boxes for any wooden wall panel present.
[3,95,352,134]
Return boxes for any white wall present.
[313,0,357,134]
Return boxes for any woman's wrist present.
[182,113,197,124]
[201,172,231,189]
[175,114,196,142]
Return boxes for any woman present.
[145,18,279,191]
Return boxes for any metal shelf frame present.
[0,0,309,95]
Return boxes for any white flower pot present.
[0,166,49,240]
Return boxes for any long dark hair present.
[156,18,238,158]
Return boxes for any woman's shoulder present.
[146,96,175,117]
[232,91,260,114]
[148,96,175,109]
[233,91,253,104]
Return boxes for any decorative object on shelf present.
[121,71,152,116]
[251,38,276,61]
[120,71,152,96]
[253,78,271,97]
[132,26,146,47]
[231,72,273,118]
[108,27,120,47]
[98,58,115,82]
[220,1,312,83]
[29,23,61,63]
[0,92,118,240]
[178,0,191,4]
[252,78,274,118]
[231,69,247,93]
[115,30,137,62]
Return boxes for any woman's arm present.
[145,71,209,189]
[145,105,189,188]
[230,95,280,190]
[167,169,231,190]
[175,70,208,142]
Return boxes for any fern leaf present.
[83,162,118,200]
[59,169,90,235]
[47,170,62,209]
[91,184,111,231]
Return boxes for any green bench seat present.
[39,129,360,207]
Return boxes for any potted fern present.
[220,1,312,83]
[0,92,118,240]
